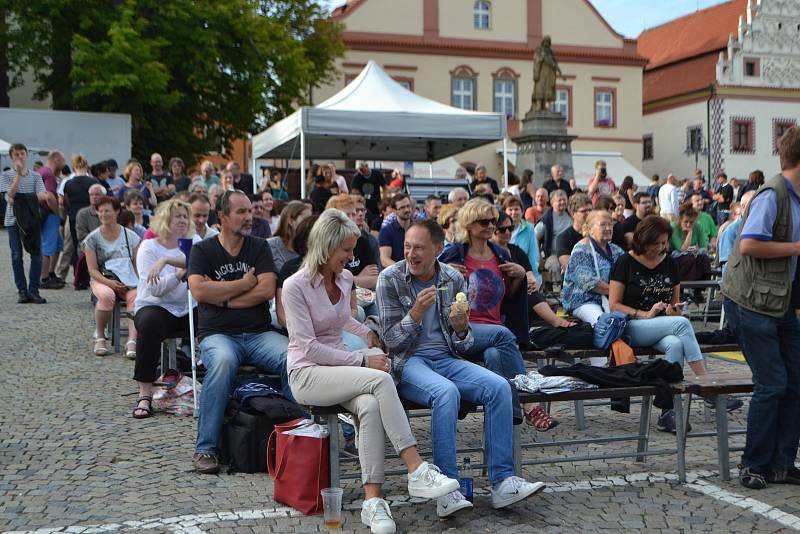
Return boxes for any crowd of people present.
[2,131,799,530]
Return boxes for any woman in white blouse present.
[131,199,197,419]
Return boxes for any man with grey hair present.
[352,161,386,217]
[658,173,680,221]
[75,184,106,245]
[448,187,469,208]
[187,190,289,474]
[543,164,573,197]
[468,165,500,196]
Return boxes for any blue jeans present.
[624,316,703,366]
[729,304,800,474]
[7,224,42,293]
[398,356,515,483]
[195,331,290,455]
[464,323,527,420]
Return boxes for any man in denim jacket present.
[377,219,545,518]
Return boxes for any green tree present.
[3,0,343,164]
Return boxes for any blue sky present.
[323,0,729,37]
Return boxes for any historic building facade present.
[639,0,800,181]
[317,0,646,181]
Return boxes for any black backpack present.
[219,397,306,474]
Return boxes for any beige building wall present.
[541,0,622,48]
[439,0,527,42]
[343,0,424,35]
[641,101,708,179]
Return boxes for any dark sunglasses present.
[495,226,513,234]
[475,218,496,227]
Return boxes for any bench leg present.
[636,394,652,463]
[574,400,587,431]
[512,424,521,475]
[112,303,121,354]
[673,393,687,483]
[715,394,730,481]
[169,338,177,370]
[327,414,340,489]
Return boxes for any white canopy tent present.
[251,61,507,197]
[499,148,649,187]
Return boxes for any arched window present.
[474,1,491,30]
[451,66,478,110]
[493,67,518,119]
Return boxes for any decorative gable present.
[717,0,800,88]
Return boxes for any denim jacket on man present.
[376,260,474,380]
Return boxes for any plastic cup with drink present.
[321,487,343,530]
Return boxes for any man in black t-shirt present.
[556,193,591,271]
[187,190,289,475]
[351,161,386,216]
[542,164,574,197]
[467,164,500,196]
[621,192,653,248]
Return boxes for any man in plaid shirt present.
[377,219,545,518]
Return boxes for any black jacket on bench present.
[539,359,683,411]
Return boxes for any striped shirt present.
[0,169,45,226]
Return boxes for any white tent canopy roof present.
[252,61,507,162]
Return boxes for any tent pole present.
[251,156,257,192]
[502,137,509,191]
[429,162,433,179]
[300,130,306,199]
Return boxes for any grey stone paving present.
[0,229,798,533]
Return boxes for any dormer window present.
[474,1,491,29]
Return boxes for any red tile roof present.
[642,52,719,103]
[637,0,747,70]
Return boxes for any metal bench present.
[673,371,753,482]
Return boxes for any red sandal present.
[524,406,559,431]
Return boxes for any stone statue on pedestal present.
[529,36,565,115]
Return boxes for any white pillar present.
[300,130,306,199]
[429,162,433,178]
[502,137,509,190]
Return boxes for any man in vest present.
[722,126,800,490]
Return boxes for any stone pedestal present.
[512,110,576,187]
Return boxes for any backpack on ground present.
[219,396,306,474]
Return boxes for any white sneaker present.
[407,462,460,499]
[491,476,546,509]
[361,497,396,534]
[436,490,473,518]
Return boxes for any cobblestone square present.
[1,230,798,533]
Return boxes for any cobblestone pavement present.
[1,229,799,533]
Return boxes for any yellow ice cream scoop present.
[455,292,467,303]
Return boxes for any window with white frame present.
[595,90,614,127]
[494,79,515,118]
[553,88,570,120]
[474,1,491,29]
[451,77,475,110]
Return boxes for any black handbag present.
[529,322,594,350]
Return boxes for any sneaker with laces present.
[656,409,691,434]
[407,462,460,499]
[436,490,473,518]
[361,497,396,534]
[491,476,546,509]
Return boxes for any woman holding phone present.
[608,215,741,433]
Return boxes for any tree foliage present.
[1,0,344,163]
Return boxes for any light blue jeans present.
[195,331,290,455]
[463,323,527,421]
[624,316,703,366]
[398,355,515,483]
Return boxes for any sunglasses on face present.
[495,226,513,234]
[475,218,496,227]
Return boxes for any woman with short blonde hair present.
[131,198,197,419]
[454,198,498,243]
[283,209,458,532]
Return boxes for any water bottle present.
[459,457,474,502]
